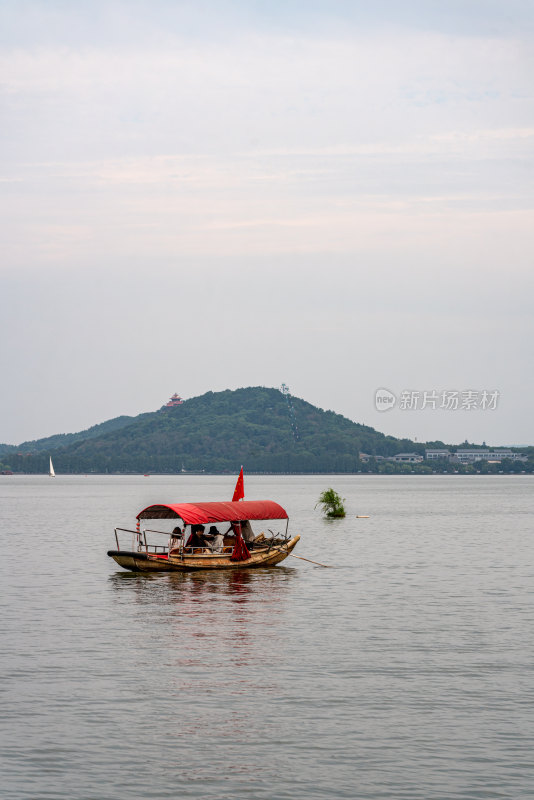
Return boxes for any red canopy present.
[136,499,288,524]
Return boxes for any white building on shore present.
[424,448,527,463]
[425,449,451,460]
[388,452,424,464]
[453,449,527,463]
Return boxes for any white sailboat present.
[49,457,56,478]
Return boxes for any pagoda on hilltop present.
[165,393,184,408]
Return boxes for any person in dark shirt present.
[186,524,206,551]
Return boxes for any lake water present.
[1,474,533,800]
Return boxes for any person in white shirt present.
[205,525,225,553]
[169,526,183,556]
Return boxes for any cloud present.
[1,29,531,160]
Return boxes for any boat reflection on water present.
[108,567,298,686]
[109,564,297,608]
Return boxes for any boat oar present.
[272,547,333,568]
[287,553,333,568]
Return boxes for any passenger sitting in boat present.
[186,524,206,551]
[240,520,255,549]
[169,526,183,556]
[204,525,224,553]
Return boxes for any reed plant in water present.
[316,488,346,518]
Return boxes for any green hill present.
[0,415,138,456]
[0,387,424,474]
[2,387,530,474]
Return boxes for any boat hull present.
[108,535,300,572]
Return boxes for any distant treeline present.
[357,458,534,475]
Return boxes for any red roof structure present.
[137,500,288,524]
[165,393,184,407]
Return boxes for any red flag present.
[232,466,244,502]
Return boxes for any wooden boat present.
[108,499,300,572]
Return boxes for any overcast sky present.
[1,0,533,447]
